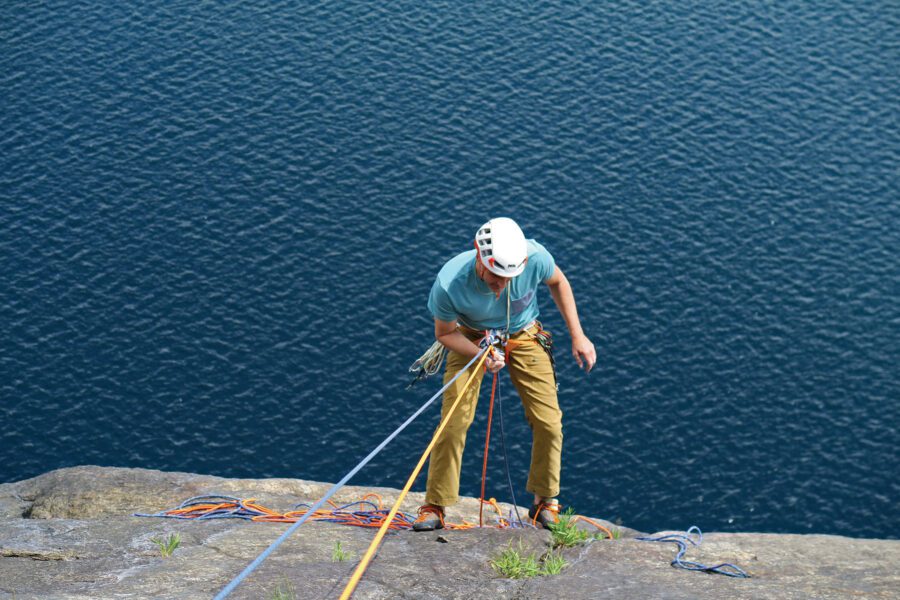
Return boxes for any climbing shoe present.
[412,504,445,531]
[528,499,561,529]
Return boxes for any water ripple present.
[1,0,898,538]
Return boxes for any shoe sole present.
[412,520,444,532]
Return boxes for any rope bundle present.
[637,526,751,578]
[136,493,527,531]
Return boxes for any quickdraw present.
[532,323,559,389]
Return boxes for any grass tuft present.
[490,541,568,578]
[150,532,181,558]
[490,541,542,578]
[547,508,595,548]
[332,541,352,562]
[540,550,567,575]
[270,577,296,600]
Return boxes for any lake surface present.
[2,0,898,538]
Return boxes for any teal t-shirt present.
[427,239,556,332]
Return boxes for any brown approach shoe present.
[528,499,561,529]
[412,504,445,531]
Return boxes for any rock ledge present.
[0,466,897,599]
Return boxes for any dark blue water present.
[2,1,898,539]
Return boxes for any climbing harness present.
[637,527,751,578]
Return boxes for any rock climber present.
[412,217,596,531]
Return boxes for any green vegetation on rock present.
[270,578,296,600]
[150,533,180,558]
[490,541,567,578]
[547,508,599,548]
[332,540,352,562]
[540,550,567,575]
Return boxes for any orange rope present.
[142,490,508,531]
[481,497,509,527]
[144,494,616,537]
[338,349,490,600]
[572,515,615,540]
[478,370,499,527]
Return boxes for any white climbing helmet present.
[474,217,528,277]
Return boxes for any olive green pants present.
[424,323,563,506]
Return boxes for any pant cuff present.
[526,485,560,500]
[425,496,457,507]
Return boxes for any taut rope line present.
[338,348,491,600]
[212,346,490,600]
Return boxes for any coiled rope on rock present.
[637,526,751,578]
[136,492,520,530]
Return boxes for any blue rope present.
[292,499,382,512]
[637,526,750,578]
[135,495,263,520]
[212,346,490,600]
[291,499,418,526]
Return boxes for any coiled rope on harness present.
[407,340,447,388]
[208,346,490,600]
[637,527,751,578]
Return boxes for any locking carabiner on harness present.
[479,328,508,363]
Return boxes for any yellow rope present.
[338,348,491,600]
